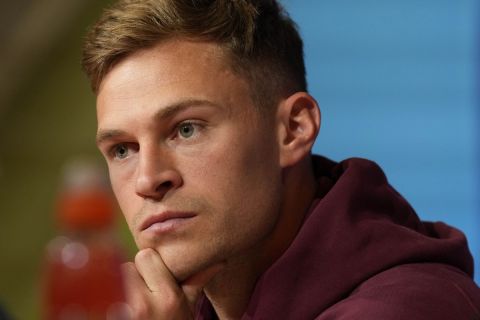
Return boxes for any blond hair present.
[82,0,306,109]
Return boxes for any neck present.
[204,157,318,320]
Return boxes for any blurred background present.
[0,0,477,318]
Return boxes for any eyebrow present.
[96,98,220,145]
[154,98,220,121]
[96,129,127,146]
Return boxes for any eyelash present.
[174,121,204,139]
[106,121,205,160]
[108,143,137,160]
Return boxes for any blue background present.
[282,0,479,283]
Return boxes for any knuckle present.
[128,296,184,319]
[135,248,155,264]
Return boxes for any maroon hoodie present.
[196,156,480,319]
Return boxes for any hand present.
[122,248,222,319]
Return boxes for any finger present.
[181,263,225,310]
[134,248,179,295]
[121,262,148,316]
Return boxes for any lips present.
[139,211,196,234]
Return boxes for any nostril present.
[157,181,173,191]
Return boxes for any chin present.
[156,243,217,283]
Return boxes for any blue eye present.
[113,144,129,159]
[178,123,195,138]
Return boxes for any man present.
[82,0,480,319]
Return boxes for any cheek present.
[188,131,280,218]
[109,166,138,225]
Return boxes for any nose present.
[135,147,183,200]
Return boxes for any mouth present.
[139,211,197,235]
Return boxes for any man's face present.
[96,40,284,281]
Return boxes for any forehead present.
[98,40,230,97]
[96,39,257,127]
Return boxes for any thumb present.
[181,263,224,311]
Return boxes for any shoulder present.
[318,263,480,320]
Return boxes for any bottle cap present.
[56,158,116,230]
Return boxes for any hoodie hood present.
[197,156,474,319]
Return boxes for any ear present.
[277,92,320,168]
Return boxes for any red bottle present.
[42,161,130,320]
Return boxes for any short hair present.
[81,0,306,110]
